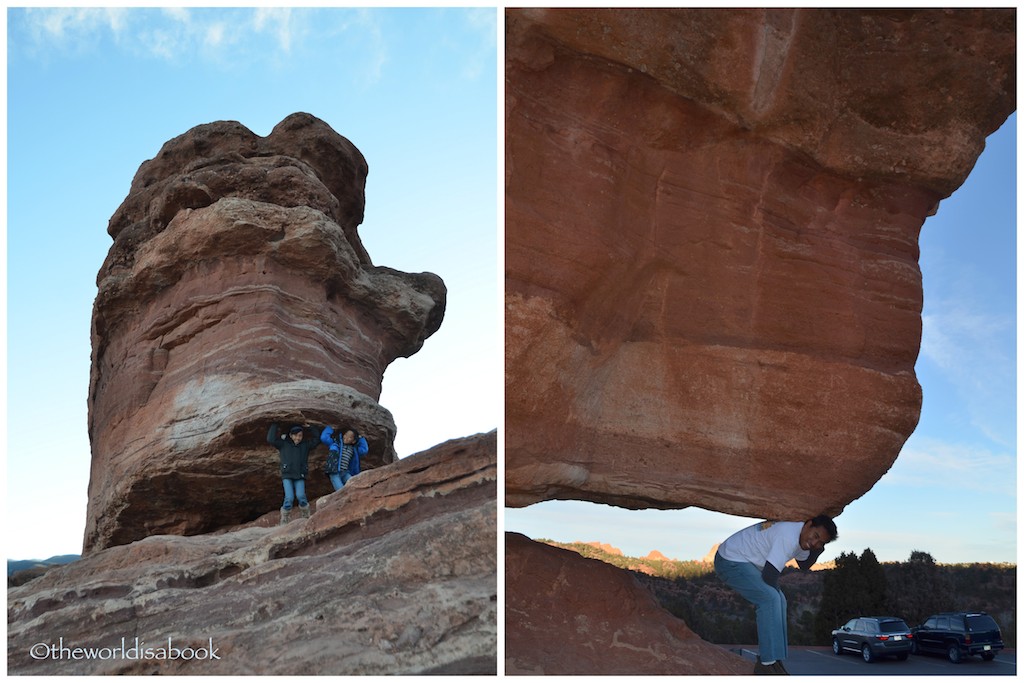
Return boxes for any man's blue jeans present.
[281,477,307,510]
[329,472,352,491]
[714,552,788,663]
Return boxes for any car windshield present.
[880,620,910,633]
[967,615,999,631]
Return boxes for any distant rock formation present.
[505,8,1015,520]
[10,432,496,675]
[506,533,749,675]
[580,541,623,556]
[646,550,671,562]
[85,113,446,553]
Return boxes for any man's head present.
[341,428,359,445]
[799,515,838,552]
[289,426,304,444]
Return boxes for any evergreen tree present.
[885,550,954,625]
[814,548,894,643]
[814,551,860,642]
[858,548,887,615]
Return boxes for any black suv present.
[911,612,1004,663]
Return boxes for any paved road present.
[725,646,1016,676]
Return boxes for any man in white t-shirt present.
[714,515,838,675]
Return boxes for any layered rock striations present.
[86,113,446,553]
[505,8,1015,519]
[10,433,497,675]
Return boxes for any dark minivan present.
[911,612,1004,663]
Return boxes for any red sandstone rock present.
[581,541,623,556]
[505,533,750,675]
[86,113,446,553]
[9,432,496,675]
[504,8,1015,520]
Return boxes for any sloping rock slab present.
[505,532,750,675]
[9,432,496,675]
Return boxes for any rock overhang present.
[504,8,1015,520]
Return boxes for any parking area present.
[724,646,1016,676]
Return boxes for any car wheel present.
[947,643,962,664]
[862,645,875,663]
[982,653,996,662]
[896,653,909,661]
[832,638,842,656]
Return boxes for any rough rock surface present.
[505,533,750,675]
[86,113,446,553]
[505,8,1016,519]
[10,432,496,675]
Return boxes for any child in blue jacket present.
[320,425,368,491]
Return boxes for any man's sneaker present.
[771,660,790,675]
[753,660,777,675]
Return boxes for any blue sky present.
[505,114,1017,566]
[6,7,499,560]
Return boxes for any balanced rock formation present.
[505,533,749,675]
[10,432,496,675]
[85,113,446,553]
[505,8,1015,519]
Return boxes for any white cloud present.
[160,7,190,23]
[882,436,1015,498]
[14,8,305,65]
[253,8,295,55]
[461,8,497,80]
[920,301,1015,447]
[23,7,126,51]
[205,22,226,50]
[345,9,388,85]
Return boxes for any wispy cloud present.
[882,436,1016,498]
[21,7,127,54]
[13,8,308,66]
[252,8,296,55]
[920,299,1015,447]
[335,9,388,85]
[460,8,497,81]
[10,8,495,89]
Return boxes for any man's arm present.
[761,562,782,588]
[797,548,823,571]
[267,423,280,446]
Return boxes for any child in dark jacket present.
[320,425,368,491]
[267,423,322,524]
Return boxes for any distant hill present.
[8,555,79,577]
[540,540,711,579]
